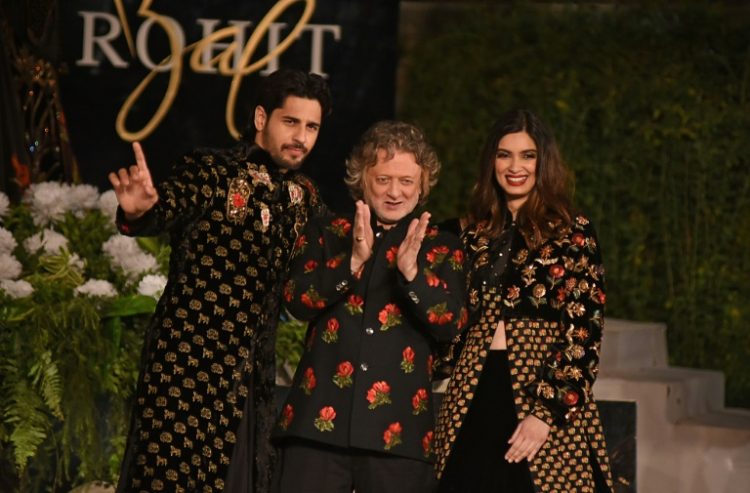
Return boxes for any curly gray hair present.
[344,120,440,205]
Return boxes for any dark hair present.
[244,68,332,138]
[345,120,440,205]
[468,109,573,248]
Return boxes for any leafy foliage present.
[0,199,165,492]
[400,2,750,406]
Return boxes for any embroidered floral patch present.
[332,361,354,388]
[366,381,392,409]
[383,422,402,450]
[226,178,251,224]
[400,346,415,373]
[378,303,402,331]
[314,406,336,432]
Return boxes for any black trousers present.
[439,350,611,493]
[438,350,535,493]
[274,438,437,493]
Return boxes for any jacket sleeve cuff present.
[115,206,160,236]
[531,400,560,428]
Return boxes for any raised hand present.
[351,200,374,274]
[505,414,551,463]
[397,211,430,282]
[108,142,159,220]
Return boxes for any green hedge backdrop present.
[399,1,750,407]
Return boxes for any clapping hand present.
[397,211,430,282]
[351,200,374,274]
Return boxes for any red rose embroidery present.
[300,367,317,395]
[571,232,586,247]
[283,280,294,303]
[400,346,415,373]
[279,404,294,430]
[314,406,336,432]
[301,287,326,309]
[549,264,565,279]
[426,245,450,266]
[385,246,399,267]
[231,193,246,208]
[304,260,318,273]
[411,388,429,415]
[422,430,434,457]
[366,381,392,409]
[345,294,364,315]
[294,234,307,250]
[328,218,352,238]
[425,269,442,288]
[378,303,402,331]
[563,390,579,406]
[333,361,354,388]
[323,318,339,344]
[449,249,464,270]
[426,302,454,325]
[383,422,402,450]
[326,253,345,269]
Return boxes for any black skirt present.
[438,350,534,493]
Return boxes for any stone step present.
[600,318,668,371]
[596,366,725,422]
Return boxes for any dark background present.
[57,0,399,213]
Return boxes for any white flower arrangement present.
[137,274,168,299]
[74,279,118,298]
[0,181,171,480]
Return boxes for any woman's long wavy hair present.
[467,109,573,249]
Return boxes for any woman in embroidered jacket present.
[273,121,467,493]
[434,109,614,492]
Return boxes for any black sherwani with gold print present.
[273,213,467,463]
[115,144,323,493]
[434,214,614,492]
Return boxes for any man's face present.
[254,96,323,171]
[363,149,422,227]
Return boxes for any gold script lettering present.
[115,0,316,142]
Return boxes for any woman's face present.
[494,131,538,212]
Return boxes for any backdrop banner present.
[59,0,399,212]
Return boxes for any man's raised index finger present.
[132,142,148,170]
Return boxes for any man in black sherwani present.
[108,69,331,493]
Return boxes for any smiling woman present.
[434,109,614,493]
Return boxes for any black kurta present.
[116,144,323,493]
[273,213,467,462]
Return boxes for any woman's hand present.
[351,200,374,274]
[505,414,550,463]
[397,211,430,282]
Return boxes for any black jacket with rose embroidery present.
[273,212,467,462]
